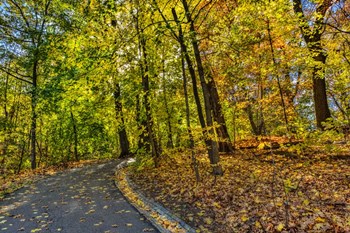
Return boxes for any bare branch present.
[9,0,31,30]
[0,66,33,85]
[152,0,179,41]
[324,22,350,34]
[193,0,214,23]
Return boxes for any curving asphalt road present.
[0,160,157,233]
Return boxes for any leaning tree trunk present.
[182,52,200,182]
[181,0,223,175]
[245,104,259,136]
[206,74,233,152]
[266,19,289,132]
[171,8,206,131]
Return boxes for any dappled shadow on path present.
[0,160,156,233]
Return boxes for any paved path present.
[0,160,157,233]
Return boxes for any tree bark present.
[162,61,174,149]
[133,3,160,165]
[114,83,131,158]
[70,111,79,161]
[140,35,160,166]
[312,53,331,129]
[16,140,27,174]
[245,104,259,135]
[182,52,200,182]
[171,8,206,131]
[30,59,38,169]
[136,94,150,152]
[206,73,233,152]
[1,73,9,175]
[293,0,332,129]
[181,0,222,175]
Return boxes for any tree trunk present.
[206,74,233,152]
[312,53,331,129]
[266,19,289,132]
[16,140,27,174]
[171,8,206,130]
[140,35,160,166]
[36,138,44,167]
[70,111,79,161]
[31,60,38,169]
[136,94,150,152]
[133,3,160,165]
[181,0,222,175]
[245,104,259,135]
[182,52,200,182]
[114,83,131,158]
[1,74,9,175]
[293,0,332,129]
[162,61,174,149]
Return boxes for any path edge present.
[114,159,196,233]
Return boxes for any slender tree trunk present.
[31,60,38,169]
[36,139,43,167]
[171,8,206,130]
[133,3,160,165]
[182,53,200,182]
[180,0,222,175]
[257,78,266,135]
[16,140,27,174]
[232,105,237,149]
[70,111,79,161]
[17,129,31,174]
[162,60,174,148]
[136,94,150,152]
[140,35,160,166]
[114,83,131,158]
[245,104,259,136]
[1,74,9,175]
[266,19,289,132]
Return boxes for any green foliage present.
[1,0,349,177]
[132,154,155,172]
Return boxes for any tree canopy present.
[0,0,349,177]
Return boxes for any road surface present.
[0,160,157,233]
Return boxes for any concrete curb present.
[114,158,196,233]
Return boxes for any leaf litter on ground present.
[129,140,350,233]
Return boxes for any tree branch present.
[0,66,33,85]
[324,22,350,34]
[152,0,179,41]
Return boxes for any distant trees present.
[0,0,349,176]
[0,0,56,169]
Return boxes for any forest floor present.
[129,137,350,233]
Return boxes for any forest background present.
[0,0,349,232]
